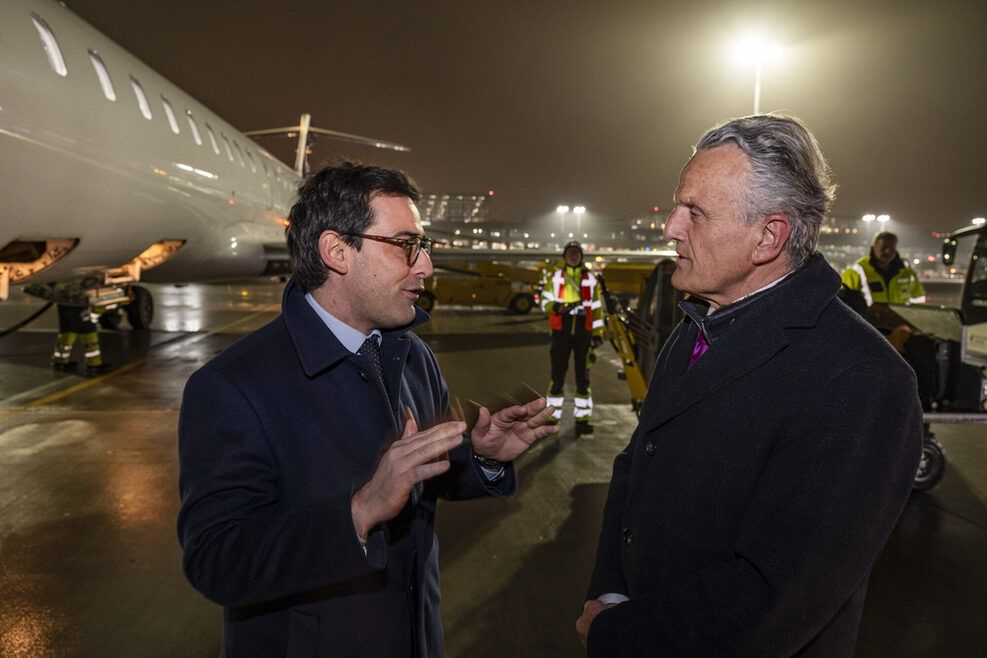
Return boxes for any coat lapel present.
[643,297,790,431]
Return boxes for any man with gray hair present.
[577,115,922,656]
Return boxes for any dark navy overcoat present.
[586,254,923,657]
[178,279,514,657]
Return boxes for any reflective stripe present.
[574,395,593,419]
[592,318,604,329]
[85,348,101,359]
[850,264,873,306]
[909,296,926,304]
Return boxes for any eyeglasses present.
[343,232,434,266]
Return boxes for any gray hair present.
[695,114,836,267]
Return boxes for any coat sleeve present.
[413,338,518,501]
[586,358,923,656]
[840,266,861,290]
[177,366,386,607]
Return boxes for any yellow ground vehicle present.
[417,261,543,313]
[597,259,682,412]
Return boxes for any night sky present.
[65,0,986,234]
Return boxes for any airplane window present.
[261,158,269,177]
[129,76,153,120]
[245,149,257,173]
[30,14,67,76]
[233,141,246,167]
[87,50,116,101]
[221,134,234,162]
[204,123,220,155]
[161,96,181,134]
[185,111,202,146]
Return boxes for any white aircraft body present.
[0,0,407,325]
[0,0,673,329]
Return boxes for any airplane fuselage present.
[0,0,299,294]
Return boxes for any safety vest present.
[544,267,604,332]
[841,256,926,306]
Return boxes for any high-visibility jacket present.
[841,254,926,306]
[542,265,604,334]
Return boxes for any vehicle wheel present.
[126,286,154,329]
[416,291,436,313]
[98,309,123,330]
[508,294,534,314]
[913,434,946,490]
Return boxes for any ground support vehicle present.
[417,261,541,314]
[597,260,683,413]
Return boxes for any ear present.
[752,214,791,265]
[319,230,350,275]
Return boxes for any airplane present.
[0,0,675,332]
[0,0,408,328]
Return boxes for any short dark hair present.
[695,114,836,267]
[286,161,421,292]
[873,231,898,244]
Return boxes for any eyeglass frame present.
[342,232,435,266]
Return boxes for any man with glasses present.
[178,161,557,657]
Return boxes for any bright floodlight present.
[877,214,890,223]
[973,217,986,225]
[862,213,876,222]
[731,36,783,65]
[731,36,783,114]
[556,205,569,214]
[573,205,586,215]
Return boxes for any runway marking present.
[0,311,269,421]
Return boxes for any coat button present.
[622,528,633,545]
[645,441,656,456]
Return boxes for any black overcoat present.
[178,279,514,657]
[586,254,922,656]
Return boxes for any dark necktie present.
[689,328,709,367]
[358,336,391,403]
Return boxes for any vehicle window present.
[87,50,116,100]
[30,14,67,76]
[161,96,180,134]
[185,111,202,145]
[245,149,257,173]
[130,77,153,119]
[204,123,220,154]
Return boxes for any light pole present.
[573,205,586,239]
[732,37,782,114]
[556,205,569,240]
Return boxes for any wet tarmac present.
[0,280,984,657]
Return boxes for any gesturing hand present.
[351,415,464,539]
[471,397,558,463]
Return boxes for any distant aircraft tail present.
[245,114,410,176]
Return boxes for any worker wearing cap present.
[541,241,604,435]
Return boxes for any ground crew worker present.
[542,241,604,435]
[842,231,926,306]
[51,303,109,375]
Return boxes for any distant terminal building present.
[419,192,491,226]
[420,197,943,276]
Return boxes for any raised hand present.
[471,397,558,463]
[351,415,464,539]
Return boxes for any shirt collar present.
[705,270,793,317]
[304,292,381,353]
